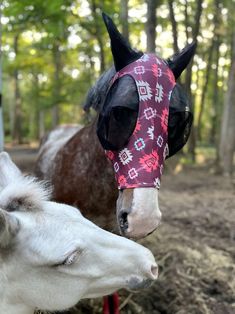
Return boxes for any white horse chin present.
[117,187,162,239]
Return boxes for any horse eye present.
[64,251,80,266]
[58,250,80,267]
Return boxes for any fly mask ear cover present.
[98,53,180,189]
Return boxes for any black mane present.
[83,66,116,112]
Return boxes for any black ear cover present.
[167,42,196,80]
[167,84,193,158]
[97,75,139,150]
[102,12,143,71]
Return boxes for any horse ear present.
[102,12,143,71]
[0,209,20,248]
[0,152,22,191]
[167,42,196,80]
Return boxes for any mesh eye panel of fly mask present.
[101,54,176,190]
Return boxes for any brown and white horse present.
[35,13,194,239]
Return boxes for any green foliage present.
[1,0,234,147]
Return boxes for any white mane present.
[37,125,82,180]
[0,176,51,211]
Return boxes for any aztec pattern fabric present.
[105,53,176,190]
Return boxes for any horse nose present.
[118,210,129,232]
[118,209,161,239]
[127,263,158,290]
[150,264,158,280]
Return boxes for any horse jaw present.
[116,188,162,239]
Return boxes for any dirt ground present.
[5,146,235,314]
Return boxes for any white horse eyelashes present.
[60,250,81,266]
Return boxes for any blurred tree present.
[210,36,221,146]
[90,0,106,73]
[218,31,235,175]
[12,34,22,143]
[185,0,203,161]
[51,41,62,127]
[197,0,221,142]
[0,4,4,151]
[120,0,129,40]
[146,0,157,52]
[167,0,179,53]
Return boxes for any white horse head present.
[0,152,158,314]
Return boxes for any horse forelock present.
[83,66,116,112]
[0,176,52,213]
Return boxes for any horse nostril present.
[150,264,158,279]
[119,211,129,230]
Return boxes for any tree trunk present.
[52,42,61,128]
[13,34,23,144]
[0,104,3,150]
[52,105,59,128]
[185,0,203,161]
[197,42,214,141]
[90,0,106,73]
[146,0,157,52]
[218,33,235,175]
[8,88,14,139]
[211,38,220,146]
[0,6,3,151]
[33,74,40,140]
[39,110,45,140]
[197,0,221,141]
[168,0,179,53]
[120,0,129,41]
[29,110,34,140]
[184,0,190,42]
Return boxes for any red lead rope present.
[103,293,120,314]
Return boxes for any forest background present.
[1,0,235,175]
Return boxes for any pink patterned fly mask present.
[95,13,194,239]
[106,54,176,190]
